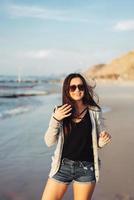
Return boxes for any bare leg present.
[73,181,96,200]
[41,178,68,200]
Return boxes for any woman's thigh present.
[41,178,68,200]
[73,182,96,200]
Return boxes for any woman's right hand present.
[53,104,72,121]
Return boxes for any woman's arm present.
[44,104,72,147]
[44,114,62,147]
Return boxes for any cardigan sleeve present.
[95,110,106,136]
[44,114,62,147]
[94,110,107,148]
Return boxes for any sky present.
[0,0,134,76]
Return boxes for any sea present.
[0,75,61,120]
[0,75,63,200]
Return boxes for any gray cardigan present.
[44,107,106,182]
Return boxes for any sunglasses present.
[69,84,84,92]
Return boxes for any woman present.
[41,73,111,200]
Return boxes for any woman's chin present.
[72,97,83,101]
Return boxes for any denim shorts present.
[51,158,96,185]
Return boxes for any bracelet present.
[53,116,61,122]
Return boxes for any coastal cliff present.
[85,51,134,81]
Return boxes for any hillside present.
[85,51,134,80]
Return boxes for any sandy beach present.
[0,82,134,200]
[92,82,134,200]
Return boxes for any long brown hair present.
[62,73,101,135]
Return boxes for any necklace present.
[74,107,88,119]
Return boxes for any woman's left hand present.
[98,131,111,148]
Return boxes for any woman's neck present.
[73,101,88,119]
[74,100,86,111]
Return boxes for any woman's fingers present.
[58,104,72,115]
[99,131,112,146]
[104,137,111,143]
[62,106,72,117]
[59,104,71,111]
[64,112,72,118]
[54,104,72,121]
[63,107,72,114]
[100,131,111,139]
[98,136,111,147]
[103,135,111,141]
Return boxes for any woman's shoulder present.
[88,106,103,122]
[87,105,101,112]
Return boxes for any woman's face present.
[69,77,85,101]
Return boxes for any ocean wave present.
[0,106,33,119]
[0,84,36,89]
[0,90,48,98]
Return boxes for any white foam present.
[0,106,32,119]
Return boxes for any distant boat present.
[17,73,21,83]
[17,66,22,83]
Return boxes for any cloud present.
[7,4,88,22]
[114,20,134,31]
[24,50,51,59]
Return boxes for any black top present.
[62,110,94,162]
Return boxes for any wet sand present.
[92,82,134,200]
[0,83,134,200]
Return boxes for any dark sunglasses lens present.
[69,85,76,92]
[78,84,84,91]
[69,84,84,92]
